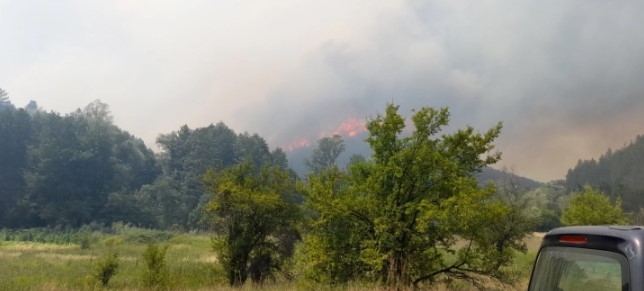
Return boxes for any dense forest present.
[566,135,644,215]
[0,92,287,229]
[0,91,541,231]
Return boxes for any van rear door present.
[528,226,643,291]
[528,246,628,291]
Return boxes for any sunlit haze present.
[2,0,644,181]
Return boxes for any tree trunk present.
[387,252,409,286]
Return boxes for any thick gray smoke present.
[2,0,644,180]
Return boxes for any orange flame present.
[332,117,366,138]
[286,138,311,151]
[283,117,367,152]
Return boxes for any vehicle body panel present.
[529,226,644,291]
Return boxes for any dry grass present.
[525,232,545,250]
[0,232,545,290]
[1,242,76,251]
[35,253,96,261]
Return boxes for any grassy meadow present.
[0,226,544,290]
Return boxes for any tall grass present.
[142,243,169,287]
[0,224,213,290]
[94,251,119,287]
[1,227,98,245]
[0,227,543,290]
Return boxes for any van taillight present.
[559,236,588,244]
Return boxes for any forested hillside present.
[566,135,644,213]
[1,96,537,287]
[0,99,159,227]
[0,96,286,229]
[476,167,543,190]
[0,93,551,231]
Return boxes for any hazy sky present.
[2,0,644,181]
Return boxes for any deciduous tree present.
[561,185,628,226]
[0,107,32,226]
[204,161,301,286]
[305,135,345,174]
[300,104,523,288]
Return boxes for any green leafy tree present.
[561,185,628,226]
[235,132,272,167]
[300,104,524,288]
[22,112,97,226]
[347,153,366,168]
[0,107,32,226]
[270,147,290,170]
[19,101,159,227]
[25,100,40,114]
[157,122,241,228]
[305,135,345,174]
[0,88,14,111]
[484,170,539,270]
[297,167,369,284]
[0,88,7,101]
[204,161,301,286]
[81,99,114,124]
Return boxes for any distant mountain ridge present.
[475,167,544,190]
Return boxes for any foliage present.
[156,123,291,229]
[110,222,175,243]
[0,88,15,111]
[0,230,222,290]
[0,88,8,101]
[521,182,568,231]
[483,171,540,272]
[0,96,294,229]
[204,161,301,286]
[142,243,169,287]
[296,168,371,284]
[561,185,628,226]
[476,167,543,190]
[566,135,644,213]
[299,104,528,288]
[79,232,92,249]
[305,135,345,174]
[0,106,31,225]
[0,227,103,244]
[0,225,542,289]
[94,251,120,287]
[6,101,160,228]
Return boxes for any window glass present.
[529,246,628,291]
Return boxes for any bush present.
[94,252,119,287]
[561,185,628,226]
[142,243,169,287]
[79,233,91,249]
[111,222,174,243]
[0,226,105,245]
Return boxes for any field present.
[0,227,544,290]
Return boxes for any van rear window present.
[529,246,629,291]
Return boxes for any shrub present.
[561,185,628,226]
[94,252,119,287]
[79,233,91,250]
[142,243,169,287]
[111,222,174,243]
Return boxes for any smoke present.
[2,0,644,180]
[243,0,644,181]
